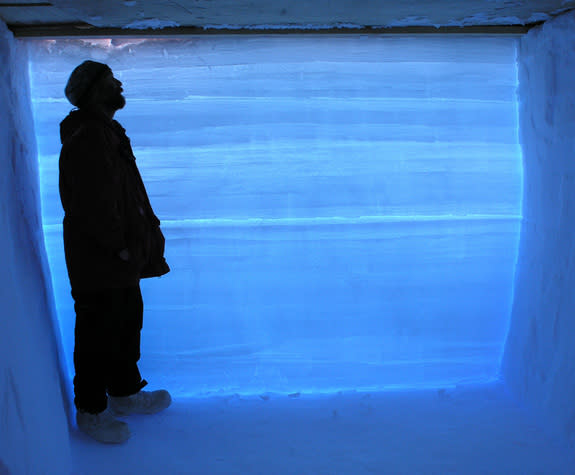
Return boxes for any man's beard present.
[105,91,126,111]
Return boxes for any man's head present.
[65,60,125,112]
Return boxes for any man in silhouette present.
[59,60,171,444]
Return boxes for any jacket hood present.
[59,109,113,144]
[60,109,85,144]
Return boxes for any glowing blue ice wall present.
[28,35,522,395]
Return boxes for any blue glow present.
[28,36,522,396]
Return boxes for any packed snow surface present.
[503,9,575,447]
[0,19,71,475]
[71,384,575,474]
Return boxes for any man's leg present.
[72,288,115,414]
[106,284,147,398]
[107,283,172,415]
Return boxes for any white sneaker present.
[76,408,130,444]
[109,389,172,416]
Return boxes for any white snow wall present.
[0,20,71,474]
[503,10,575,446]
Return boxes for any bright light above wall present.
[28,35,522,396]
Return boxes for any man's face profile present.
[95,71,126,111]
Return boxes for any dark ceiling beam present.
[0,2,53,6]
[9,22,531,37]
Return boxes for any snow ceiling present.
[1,0,574,32]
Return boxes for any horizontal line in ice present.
[43,214,521,232]
[170,354,494,367]
[175,381,501,398]
[31,96,514,105]
[39,140,522,157]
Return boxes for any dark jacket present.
[59,109,170,290]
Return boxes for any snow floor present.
[70,382,575,474]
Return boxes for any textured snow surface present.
[48,0,575,29]
[202,23,366,30]
[71,384,575,474]
[28,35,522,396]
[0,19,71,475]
[123,18,180,29]
[503,9,575,447]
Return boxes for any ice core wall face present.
[29,35,521,395]
[503,10,575,446]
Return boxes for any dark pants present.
[72,284,147,414]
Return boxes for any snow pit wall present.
[29,35,522,395]
[502,10,575,447]
[0,19,71,474]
